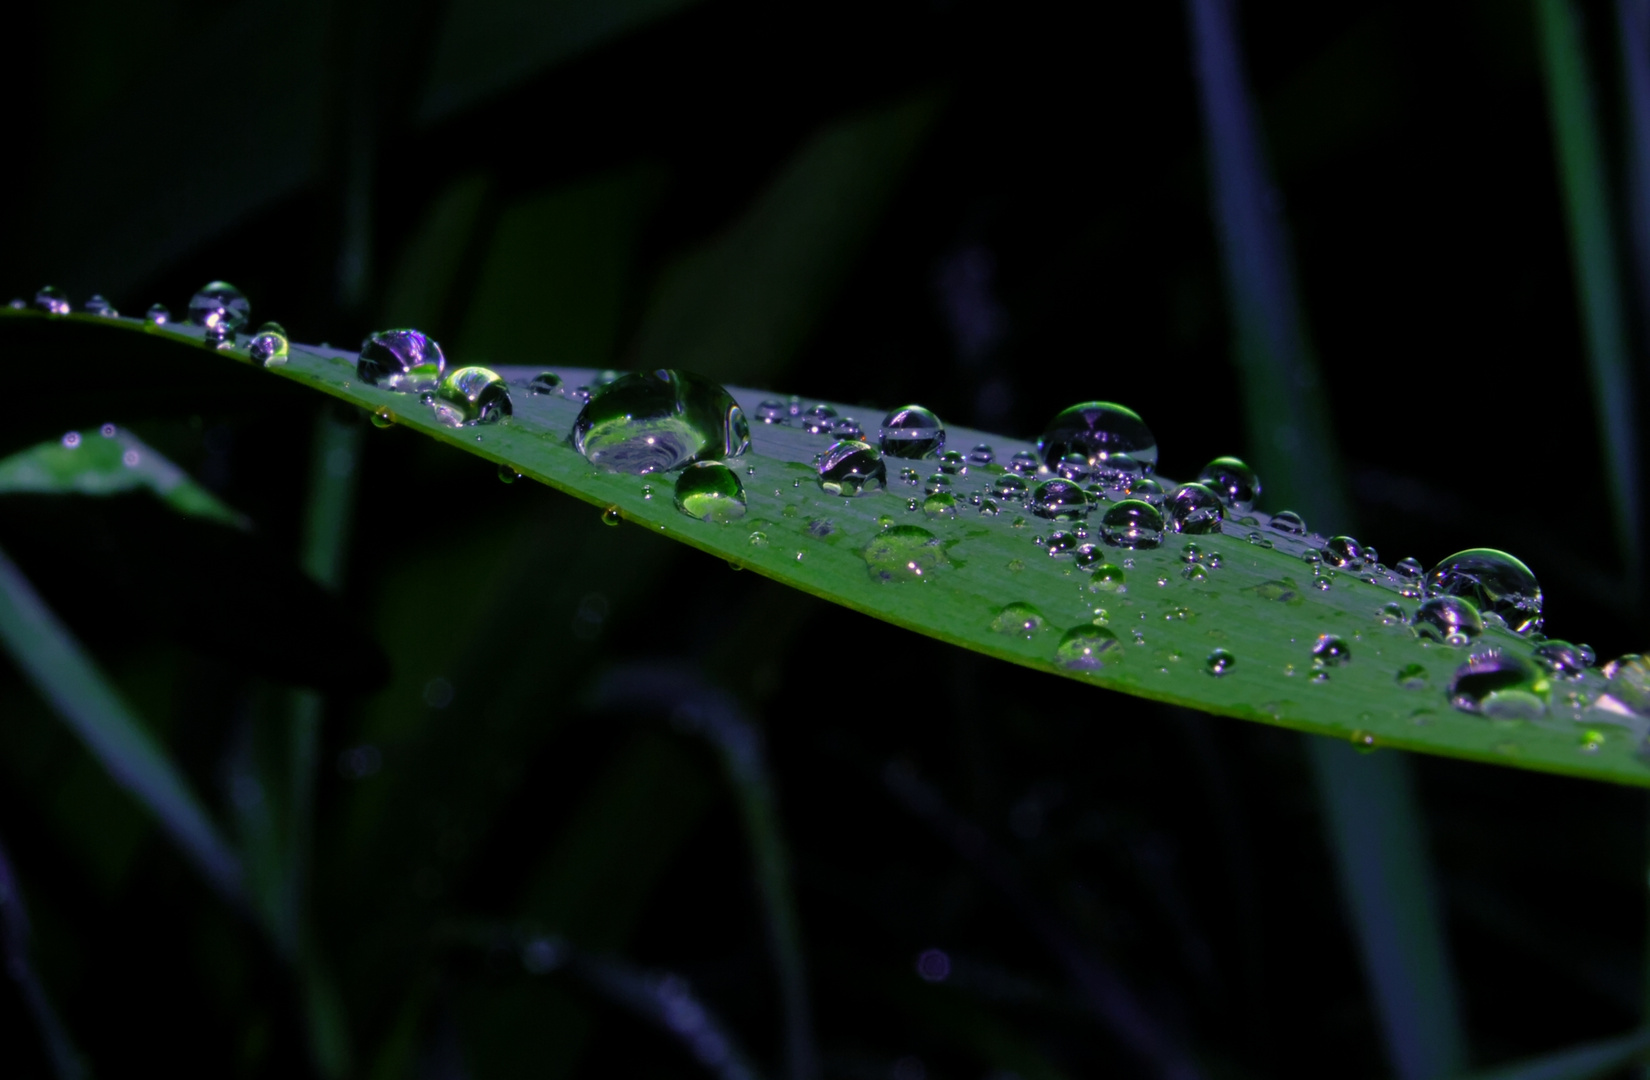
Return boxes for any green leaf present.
[5,307,1646,788]
[0,426,248,528]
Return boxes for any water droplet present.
[922,492,958,518]
[992,475,1028,503]
[1312,634,1351,669]
[83,294,117,317]
[1531,640,1588,678]
[1046,531,1079,557]
[1196,456,1260,512]
[1037,402,1158,472]
[1009,450,1040,475]
[924,473,953,496]
[144,303,171,325]
[1376,602,1408,626]
[1030,479,1091,521]
[432,366,512,425]
[992,602,1048,638]
[498,464,520,484]
[1349,730,1377,752]
[798,403,838,434]
[1320,536,1364,569]
[1099,499,1164,549]
[861,524,947,582]
[968,443,995,466]
[1313,578,1332,591]
[748,530,770,547]
[33,286,70,315]
[1092,453,1143,492]
[371,408,396,429]
[830,417,864,440]
[1182,563,1208,582]
[248,322,289,367]
[1395,557,1423,579]
[1253,578,1302,604]
[938,450,967,475]
[358,328,447,391]
[756,400,787,423]
[1598,654,1650,715]
[573,370,749,474]
[602,506,622,527]
[817,440,887,496]
[1424,549,1543,635]
[1269,510,1306,535]
[187,280,250,336]
[1205,648,1235,676]
[1579,729,1606,753]
[1167,483,1224,534]
[1396,663,1429,689]
[1128,477,1166,508]
[1449,652,1545,718]
[528,371,562,394]
[1055,625,1122,669]
[1056,454,1092,482]
[1414,596,1484,646]
[879,405,945,459]
[673,461,748,523]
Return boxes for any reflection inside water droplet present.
[1055,625,1122,669]
[861,525,947,582]
[573,369,749,474]
[433,366,512,425]
[991,602,1048,638]
[358,328,446,391]
[879,405,945,459]
[674,462,748,523]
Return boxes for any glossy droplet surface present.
[1601,655,1650,716]
[1099,499,1164,549]
[992,475,1028,502]
[528,371,562,394]
[1196,456,1260,512]
[1532,640,1588,678]
[1037,402,1157,472]
[83,294,117,317]
[248,322,289,367]
[1424,549,1543,635]
[187,280,250,334]
[968,443,995,466]
[1206,649,1235,676]
[1129,477,1165,507]
[1093,453,1143,491]
[33,286,70,315]
[1167,483,1224,534]
[144,303,171,325]
[573,369,750,474]
[1030,479,1090,521]
[817,440,886,496]
[1414,595,1484,646]
[1269,510,1306,535]
[1449,652,1545,718]
[1055,625,1122,669]
[433,366,512,425]
[923,492,958,518]
[358,328,447,391]
[674,462,748,523]
[1321,536,1364,569]
[879,405,945,459]
[1009,450,1040,475]
[861,525,947,582]
[798,404,838,434]
[992,602,1048,638]
[1395,557,1423,579]
[1312,634,1351,668]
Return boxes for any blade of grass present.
[0,541,245,904]
[1538,0,1642,587]
[1452,1026,1650,1080]
[593,664,818,1080]
[1185,2,1466,1075]
[0,833,87,1080]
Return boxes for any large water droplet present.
[1320,536,1364,569]
[1424,549,1543,635]
[1055,625,1122,669]
[1196,457,1260,512]
[1037,402,1157,473]
[879,405,945,459]
[433,366,512,425]
[1449,652,1545,718]
[248,322,289,367]
[992,602,1048,638]
[674,462,748,523]
[1167,483,1224,534]
[1414,595,1484,646]
[358,328,446,391]
[1532,640,1589,678]
[861,524,947,582]
[1128,477,1166,507]
[33,286,70,315]
[83,294,118,317]
[1099,499,1164,549]
[1206,649,1235,676]
[817,440,886,496]
[1029,479,1090,521]
[1093,453,1143,491]
[188,281,250,336]
[573,369,749,474]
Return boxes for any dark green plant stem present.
[593,666,817,1080]
[1184,2,1466,1076]
[1451,1025,1650,1080]
[0,834,87,1080]
[1539,0,1642,588]
[0,542,245,905]
[881,759,1204,1080]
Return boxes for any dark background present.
[0,1,1645,1077]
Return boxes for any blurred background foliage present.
[3,1,1650,1077]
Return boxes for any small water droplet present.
[1396,663,1428,689]
[1269,510,1306,535]
[371,408,396,429]
[1349,730,1377,752]
[1449,652,1545,718]
[879,405,945,459]
[602,506,622,526]
[1205,648,1235,676]
[1414,595,1484,646]
[498,463,520,484]
[1425,549,1543,635]
[1056,453,1091,482]
[528,371,563,394]
[100,424,116,438]
[923,472,953,495]
[673,461,748,523]
[83,294,118,317]
[358,328,446,391]
[1313,578,1332,591]
[1312,634,1351,669]
[1167,483,1224,534]
[1531,640,1588,677]
[991,475,1029,503]
[432,366,512,425]
[1037,402,1158,472]
[1030,479,1091,521]
[1195,456,1260,512]
[144,303,171,325]
[573,370,748,473]
[830,417,864,440]
[968,443,995,466]
[747,530,770,547]
[1045,530,1079,557]
[33,286,71,315]
[1055,625,1122,669]
[1395,557,1423,579]
[922,491,958,518]
[1246,531,1274,549]
[188,281,250,337]
[818,440,887,496]
[248,322,289,367]
[1009,450,1040,475]
[798,403,838,434]
[61,431,80,449]
[1099,500,1163,549]
[756,400,787,423]
[992,602,1048,638]
[1376,602,1408,626]
[861,524,947,582]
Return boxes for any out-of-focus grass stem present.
[0,834,87,1080]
